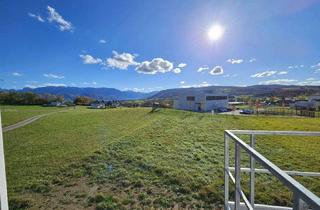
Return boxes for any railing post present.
[293,192,309,210]
[224,132,229,210]
[235,141,241,210]
[0,112,9,210]
[249,134,256,208]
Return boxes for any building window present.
[206,96,227,100]
[186,96,195,101]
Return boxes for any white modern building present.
[173,90,228,112]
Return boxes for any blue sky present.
[1,0,320,92]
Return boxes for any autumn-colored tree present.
[73,96,93,105]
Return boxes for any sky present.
[1,0,320,92]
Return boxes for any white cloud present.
[80,54,102,64]
[47,6,73,31]
[314,69,320,73]
[123,87,162,92]
[311,62,320,69]
[277,71,288,75]
[227,58,243,64]
[28,13,45,22]
[99,39,107,44]
[43,73,64,79]
[181,81,214,88]
[173,68,181,74]
[197,65,209,72]
[136,58,173,74]
[249,58,256,63]
[259,79,297,85]
[25,85,38,89]
[26,82,66,88]
[223,74,237,78]
[297,80,320,86]
[43,83,66,87]
[180,81,185,84]
[251,70,277,78]
[82,81,98,86]
[209,66,223,75]
[171,63,187,74]
[106,51,138,70]
[12,72,22,77]
[288,65,304,69]
[198,81,211,87]
[177,63,187,68]
[306,77,316,81]
[124,87,145,92]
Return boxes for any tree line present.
[0,91,96,106]
[0,91,64,105]
[0,91,173,107]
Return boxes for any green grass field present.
[0,105,64,127]
[2,106,320,209]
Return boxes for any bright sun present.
[208,24,225,41]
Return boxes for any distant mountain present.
[14,86,158,100]
[150,85,320,99]
[3,85,320,101]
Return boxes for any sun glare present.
[208,24,225,41]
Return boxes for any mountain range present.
[15,87,157,100]
[150,85,320,99]
[1,85,320,100]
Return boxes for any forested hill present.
[149,85,320,99]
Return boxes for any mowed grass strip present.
[1,105,63,127]
[3,107,320,209]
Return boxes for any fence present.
[224,130,320,210]
[256,107,320,118]
[0,113,8,210]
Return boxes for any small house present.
[90,101,106,109]
[45,101,66,107]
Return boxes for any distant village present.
[62,93,320,118]
[1,90,320,115]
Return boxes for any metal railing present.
[0,113,8,210]
[224,130,320,210]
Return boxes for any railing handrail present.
[228,130,320,136]
[224,130,320,210]
[0,112,9,210]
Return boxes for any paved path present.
[3,109,71,132]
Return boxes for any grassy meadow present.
[2,106,320,209]
[0,105,64,127]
